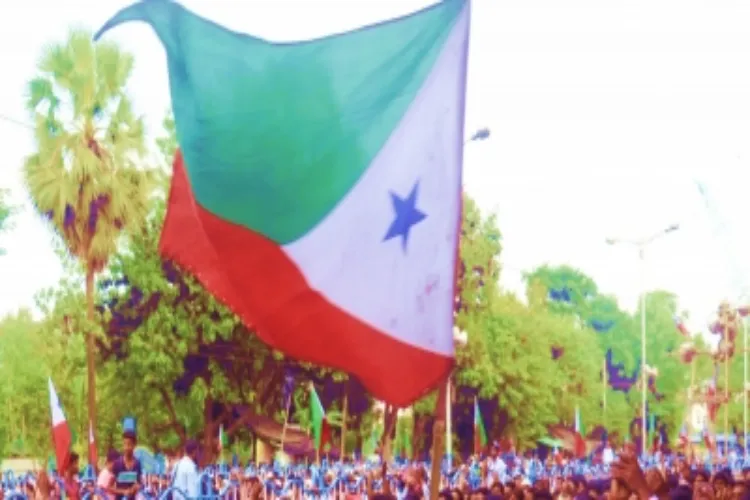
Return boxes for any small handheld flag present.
[48,378,72,475]
[309,384,331,452]
[473,398,488,454]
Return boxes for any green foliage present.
[23,29,155,273]
[0,188,14,255]
[0,309,87,458]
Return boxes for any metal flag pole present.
[446,378,452,464]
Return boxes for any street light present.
[606,223,680,455]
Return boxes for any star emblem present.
[383,181,427,252]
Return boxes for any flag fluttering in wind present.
[309,384,331,452]
[88,421,98,467]
[48,378,71,474]
[574,406,585,436]
[673,315,691,337]
[94,0,470,407]
[473,398,488,454]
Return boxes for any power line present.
[0,113,32,130]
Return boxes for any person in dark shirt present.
[112,431,142,500]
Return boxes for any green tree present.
[0,188,14,255]
[636,291,692,436]
[22,29,155,433]
[0,308,87,459]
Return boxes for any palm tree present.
[23,29,154,436]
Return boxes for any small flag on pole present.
[309,384,331,452]
[218,425,228,451]
[473,398,488,454]
[673,315,691,337]
[574,406,585,436]
[48,378,72,475]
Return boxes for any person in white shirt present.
[172,439,201,499]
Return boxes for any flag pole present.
[725,325,730,457]
[602,357,607,422]
[429,380,448,499]
[280,395,292,455]
[446,378,452,463]
[473,396,478,455]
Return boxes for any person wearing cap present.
[172,439,200,499]
[96,450,119,499]
[112,431,142,500]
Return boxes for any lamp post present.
[606,223,679,455]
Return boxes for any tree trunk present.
[381,405,398,463]
[85,268,97,462]
[413,413,429,459]
[202,399,216,467]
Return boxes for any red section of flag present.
[549,425,588,459]
[320,418,332,452]
[673,315,690,337]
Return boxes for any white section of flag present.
[284,2,469,357]
[48,377,66,426]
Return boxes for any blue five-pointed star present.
[383,181,428,252]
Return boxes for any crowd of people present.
[5,431,750,499]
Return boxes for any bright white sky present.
[1,0,750,337]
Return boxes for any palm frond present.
[23,29,155,275]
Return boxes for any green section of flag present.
[474,400,488,449]
[309,385,326,450]
[574,406,586,437]
[95,0,465,244]
[219,425,228,449]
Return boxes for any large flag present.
[95,0,469,407]
[89,421,98,467]
[309,384,332,452]
[48,378,71,474]
[473,398,488,454]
